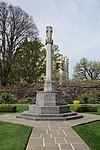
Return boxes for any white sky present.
[3,0,100,78]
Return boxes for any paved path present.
[0,113,100,150]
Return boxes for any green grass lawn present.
[73,121,100,150]
[16,105,29,112]
[0,121,32,150]
[71,105,100,150]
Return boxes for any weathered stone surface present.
[17,111,83,121]
[36,91,62,106]
[72,143,91,150]
[29,105,70,114]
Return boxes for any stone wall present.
[57,86,100,100]
[0,81,100,100]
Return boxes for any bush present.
[0,106,17,112]
[80,93,89,104]
[95,92,100,101]
[73,105,97,112]
[0,92,13,104]
[63,98,73,104]
[18,97,36,104]
[25,97,34,104]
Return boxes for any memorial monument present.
[17,26,83,120]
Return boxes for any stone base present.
[16,104,83,121]
[36,91,62,106]
[17,111,83,121]
[29,105,70,114]
[16,90,83,121]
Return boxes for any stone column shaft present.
[44,26,53,91]
[46,44,52,82]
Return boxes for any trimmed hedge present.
[0,106,17,112]
[73,105,97,112]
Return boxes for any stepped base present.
[16,91,83,121]
[16,105,83,121]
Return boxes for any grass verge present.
[73,121,100,150]
[16,105,29,112]
[0,121,32,150]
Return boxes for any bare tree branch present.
[0,1,39,86]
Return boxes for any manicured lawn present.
[0,121,32,150]
[73,121,100,150]
[16,105,29,112]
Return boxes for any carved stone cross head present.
[45,26,53,45]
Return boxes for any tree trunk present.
[1,79,8,86]
[1,72,8,86]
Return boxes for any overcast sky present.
[3,0,100,78]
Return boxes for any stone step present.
[21,111,77,118]
[16,112,83,121]
[17,115,66,120]
[34,114,83,121]
[65,114,83,120]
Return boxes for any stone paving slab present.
[72,143,91,150]
[0,113,100,150]
[28,137,43,147]
[0,113,34,127]
[67,113,100,127]
[26,121,90,150]
[60,143,72,149]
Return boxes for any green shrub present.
[25,97,33,104]
[0,92,13,104]
[18,97,35,104]
[63,98,73,104]
[73,105,97,112]
[0,106,17,112]
[88,98,97,104]
[88,106,97,112]
[95,92,100,101]
[80,93,89,104]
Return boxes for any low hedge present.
[0,105,17,112]
[73,105,97,112]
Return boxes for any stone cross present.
[17,26,82,121]
[44,26,53,91]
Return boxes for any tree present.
[52,45,62,80]
[0,2,38,86]
[8,43,62,85]
[8,39,46,84]
[73,58,100,80]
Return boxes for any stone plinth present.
[36,91,62,106]
[27,91,71,116]
[16,90,83,120]
[29,105,70,114]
